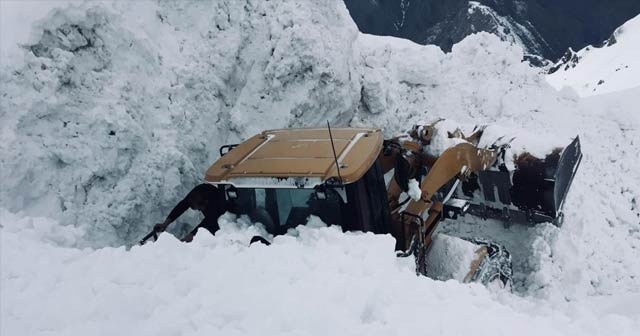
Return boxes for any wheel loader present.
[199,122,582,287]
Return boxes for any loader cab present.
[219,184,345,235]
[215,160,391,235]
[205,128,391,235]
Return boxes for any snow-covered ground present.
[3,210,640,336]
[1,1,640,335]
[547,14,640,97]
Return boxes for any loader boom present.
[378,123,582,276]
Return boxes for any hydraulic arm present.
[379,123,581,276]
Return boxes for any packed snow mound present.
[3,210,640,336]
[547,14,640,96]
[0,0,360,246]
[424,234,480,282]
[352,31,583,137]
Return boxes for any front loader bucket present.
[448,136,582,226]
[553,137,582,215]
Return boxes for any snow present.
[223,177,324,189]
[0,0,77,65]
[407,179,422,201]
[424,234,479,282]
[547,14,640,96]
[412,118,566,164]
[1,0,640,335]
[3,210,640,336]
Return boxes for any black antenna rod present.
[327,120,343,184]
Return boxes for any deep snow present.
[3,210,640,336]
[1,0,640,335]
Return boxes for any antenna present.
[327,120,343,184]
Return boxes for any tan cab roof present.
[205,128,383,185]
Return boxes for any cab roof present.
[205,128,383,185]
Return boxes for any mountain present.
[344,0,640,61]
[547,15,640,96]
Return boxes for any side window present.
[222,187,347,234]
[275,189,314,228]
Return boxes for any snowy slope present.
[1,1,640,335]
[547,14,640,96]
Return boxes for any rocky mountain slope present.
[344,0,640,61]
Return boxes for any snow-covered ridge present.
[547,14,640,96]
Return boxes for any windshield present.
[226,187,345,234]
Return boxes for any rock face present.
[344,0,640,61]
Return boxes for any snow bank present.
[0,0,360,246]
[3,212,640,336]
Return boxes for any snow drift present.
[1,0,640,335]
